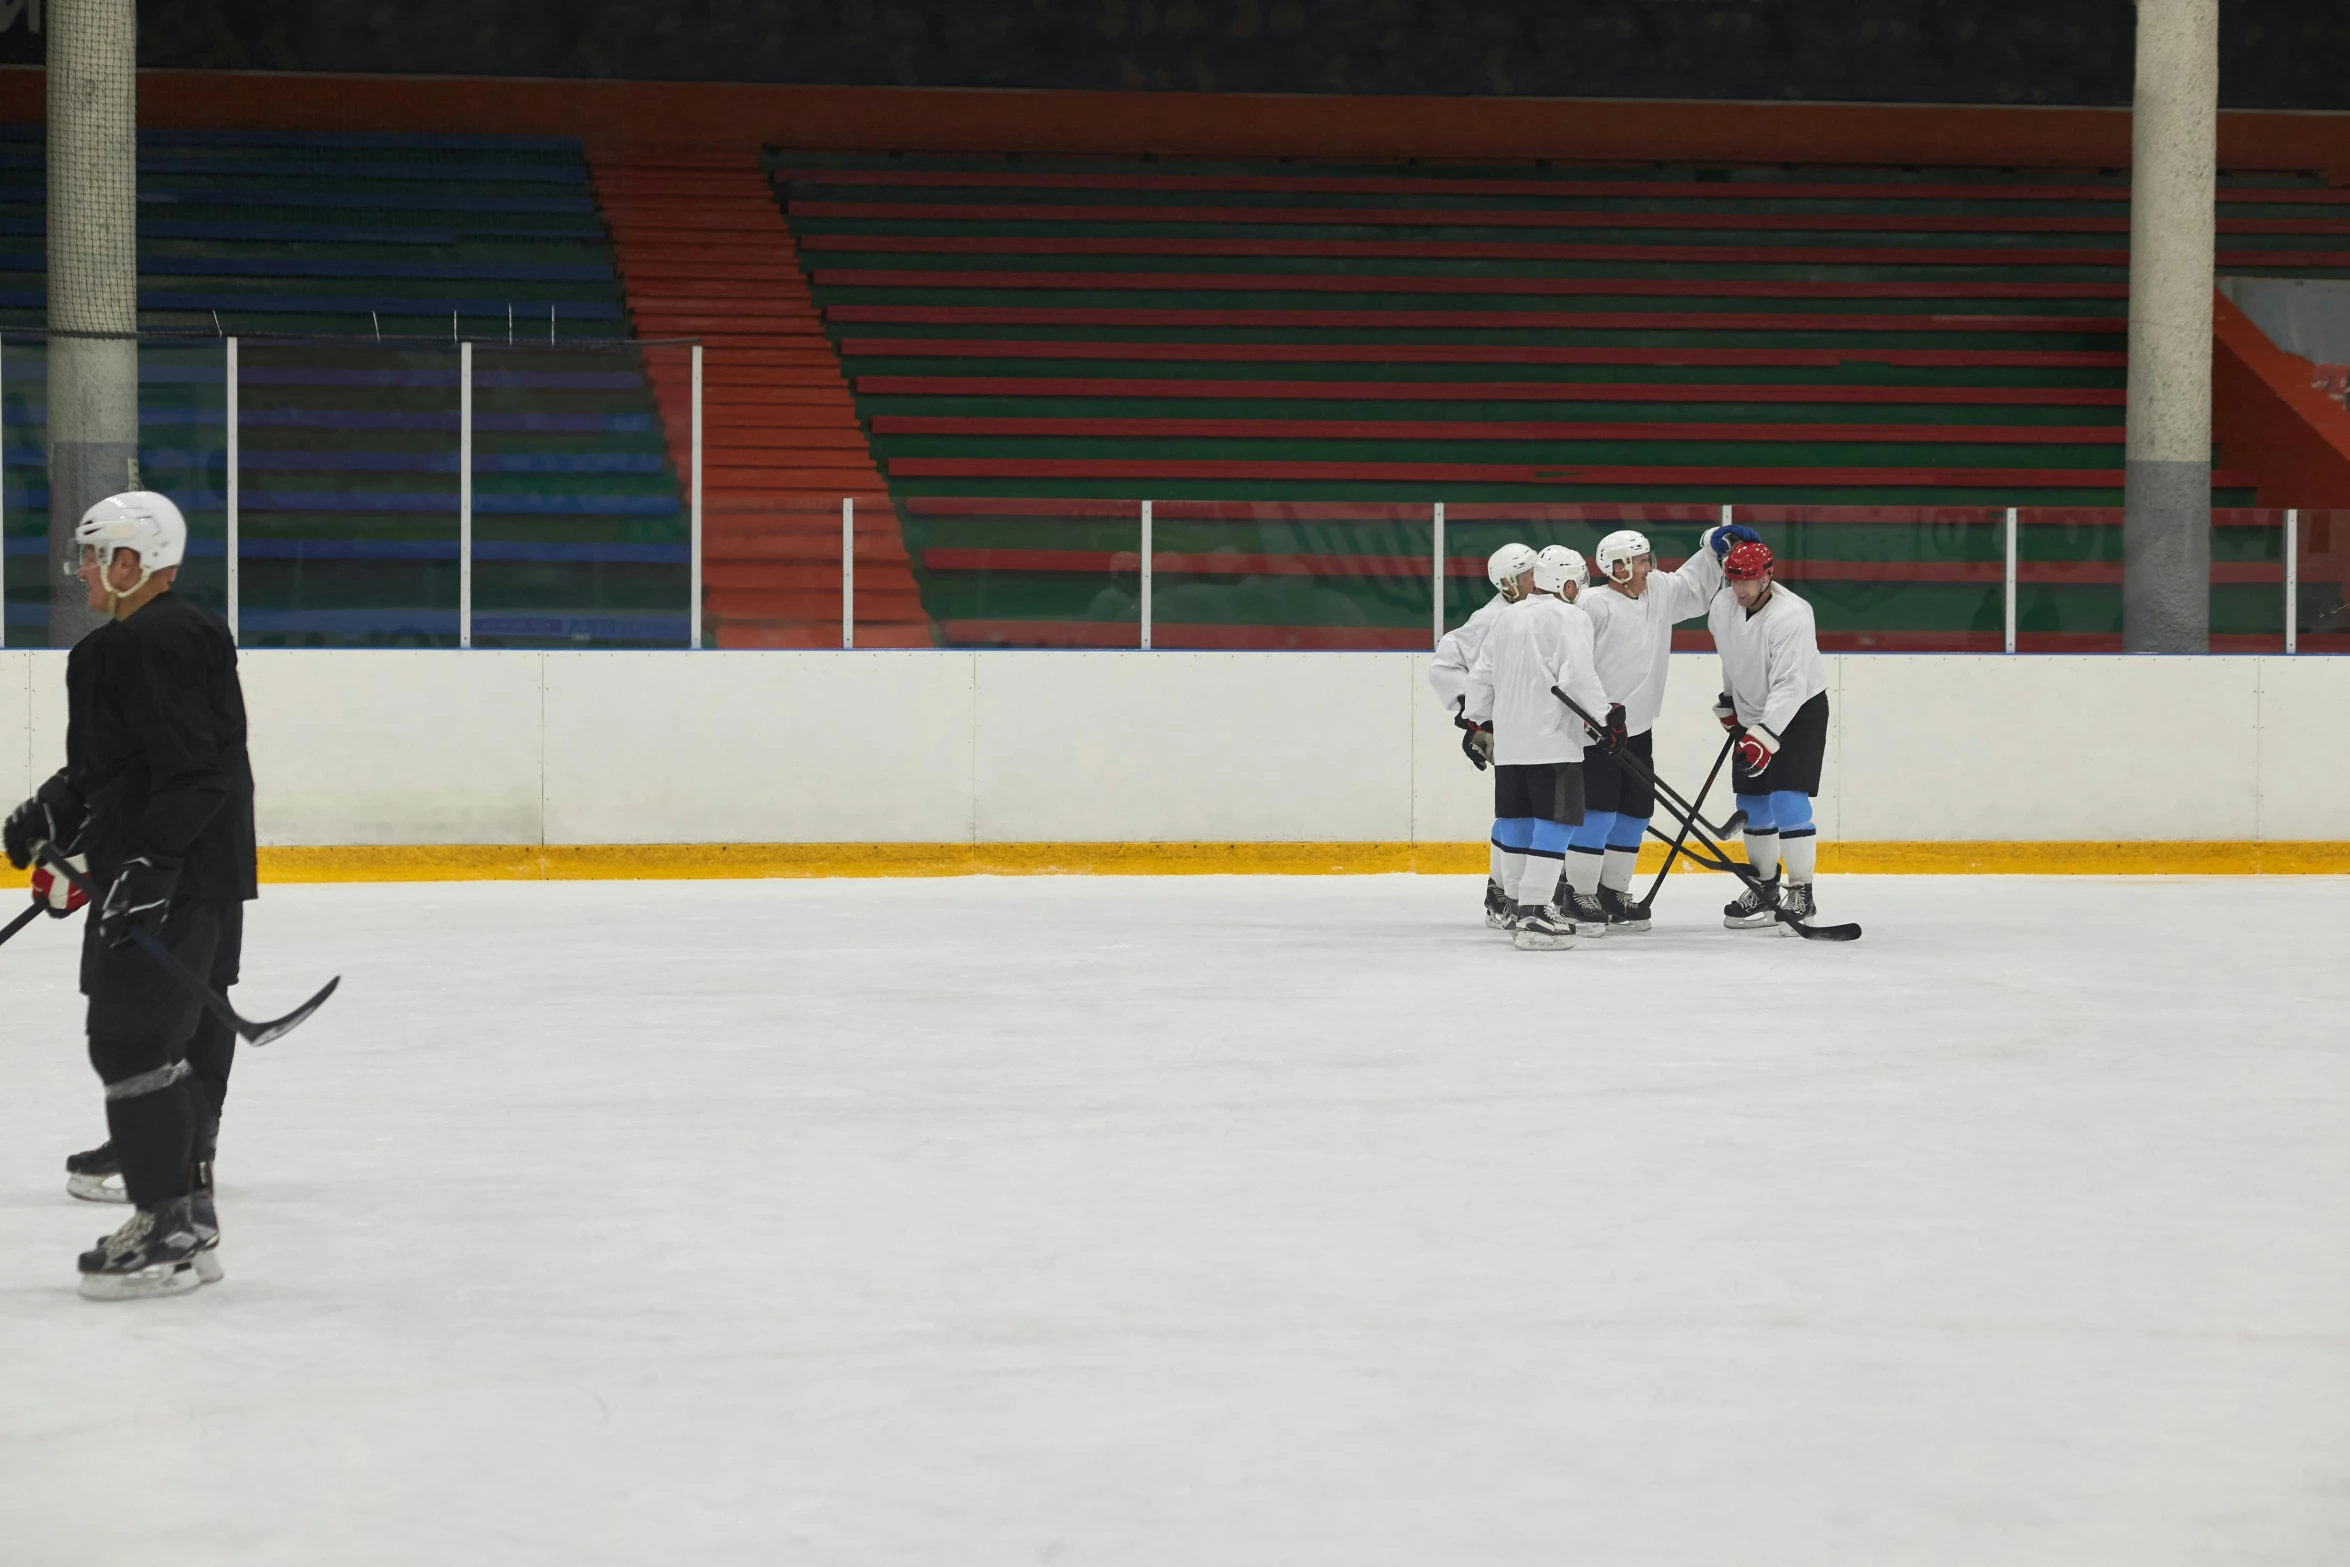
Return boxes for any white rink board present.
[243,651,544,846]
[974,651,1415,842]
[541,650,978,845]
[3,648,2349,844]
[1,651,30,809]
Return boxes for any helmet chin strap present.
[102,549,155,615]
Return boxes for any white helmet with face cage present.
[66,491,188,591]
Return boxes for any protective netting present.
[44,0,139,644]
[45,0,136,337]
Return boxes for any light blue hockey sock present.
[1773,792,1817,883]
[1735,793,1779,881]
[1570,809,1617,854]
[1601,813,1648,892]
[1495,817,1538,905]
[1524,819,1573,908]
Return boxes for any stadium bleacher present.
[772,153,2349,651]
[0,129,688,648]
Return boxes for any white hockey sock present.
[1489,840,1506,886]
[1499,851,1531,904]
[1742,829,1781,881]
[1601,846,1638,892]
[1564,849,1603,897]
[1781,834,1817,884]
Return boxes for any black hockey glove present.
[1453,697,1493,771]
[96,855,179,948]
[3,773,83,871]
[1600,703,1628,756]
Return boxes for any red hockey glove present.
[1733,729,1778,774]
[29,854,88,918]
[1713,693,1739,732]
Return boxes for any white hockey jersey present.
[1708,581,1829,742]
[1463,594,1611,766]
[1428,592,1510,715]
[1578,542,1725,736]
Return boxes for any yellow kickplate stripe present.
[5,841,2347,889]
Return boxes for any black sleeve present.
[125,623,231,862]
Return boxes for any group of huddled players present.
[1429,524,1831,950]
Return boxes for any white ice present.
[2,873,2348,1565]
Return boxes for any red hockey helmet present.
[1723,540,1775,581]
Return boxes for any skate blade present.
[1573,922,1610,938]
[79,1262,205,1302]
[1609,920,1653,933]
[1724,917,1780,933]
[67,1173,128,1204]
[1512,931,1576,951]
[1484,911,1510,929]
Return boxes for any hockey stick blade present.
[123,925,341,1046]
[0,899,44,949]
[1552,688,1862,943]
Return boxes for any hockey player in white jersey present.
[1711,538,1832,932]
[1430,543,1535,927]
[1564,522,1754,930]
[1463,547,1616,951]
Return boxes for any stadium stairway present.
[771,154,2350,651]
[0,128,687,649]
[586,150,928,648]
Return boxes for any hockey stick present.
[1647,764,1747,842]
[1552,689,1862,942]
[1636,733,1737,910]
[34,847,341,1044]
[0,898,44,950]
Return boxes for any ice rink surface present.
[2,872,2347,1565]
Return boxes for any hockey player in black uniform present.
[2,492,258,1300]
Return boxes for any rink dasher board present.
[5,649,2350,863]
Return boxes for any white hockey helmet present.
[67,491,188,584]
[1595,528,1652,583]
[1534,544,1587,597]
[1486,542,1537,599]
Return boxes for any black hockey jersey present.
[56,592,257,904]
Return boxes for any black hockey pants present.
[81,899,235,1209]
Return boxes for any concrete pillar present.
[45,0,139,647]
[2122,0,2219,653]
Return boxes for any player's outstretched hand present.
[30,855,88,918]
[96,856,179,947]
[1708,524,1763,560]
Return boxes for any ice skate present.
[186,1160,224,1285]
[78,1198,207,1302]
[1723,877,1781,932]
[65,1140,128,1205]
[1511,905,1576,951]
[1561,887,1611,937]
[1483,877,1510,929]
[1777,882,1816,935]
[1600,886,1651,933]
